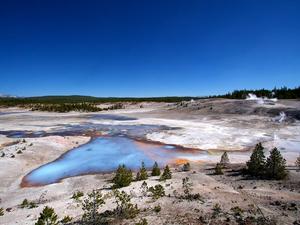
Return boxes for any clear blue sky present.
[1,0,300,97]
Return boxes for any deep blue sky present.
[1,0,300,97]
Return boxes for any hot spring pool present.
[22,136,197,186]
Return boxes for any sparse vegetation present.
[113,190,139,219]
[159,165,172,181]
[71,191,84,201]
[60,215,73,224]
[20,199,37,209]
[135,218,148,225]
[151,161,161,176]
[148,184,165,200]
[112,164,133,188]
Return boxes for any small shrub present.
[17,150,22,154]
[182,162,191,171]
[151,161,161,176]
[71,191,84,201]
[153,205,161,213]
[231,206,244,217]
[1,152,5,157]
[113,190,139,219]
[0,208,4,216]
[182,177,193,196]
[148,184,165,200]
[81,189,105,224]
[212,203,221,218]
[159,165,172,181]
[135,218,148,225]
[60,215,72,224]
[140,181,148,197]
[35,206,58,225]
[112,164,133,188]
[20,199,37,209]
[214,163,223,175]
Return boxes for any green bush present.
[214,163,223,175]
[151,162,161,176]
[0,208,4,216]
[296,155,300,169]
[20,199,37,209]
[159,165,172,181]
[71,191,84,201]
[60,215,72,224]
[153,205,161,213]
[148,184,165,199]
[135,218,148,225]
[112,164,133,188]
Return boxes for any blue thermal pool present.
[22,136,199,186]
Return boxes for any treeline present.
[30,103,123,113]
[215,86,300,99]
[0,86,299,108]
[0,95,198,107]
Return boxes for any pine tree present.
[296,155,300,169]
[246,143,266,177]
[35,206,58,225]
[159,165,172,181]
[220,152,229,166]
[265,148,288,179]
[136,162,148,181]
[112,164,133,188]
[81,190,105,225]
[151,161,161,176]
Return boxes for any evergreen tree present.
[296,155,300,169]
[220,152,230,166]
[35,206,58,225]
[81,190,105,225]
[136,162,148,181]
[112,164,133,188]
[159,165,172,181]
[214,163,223,175]
[246,143,266,177]
[151,161,161,176]
[265,148,288,179]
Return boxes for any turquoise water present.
[23,136,187,186]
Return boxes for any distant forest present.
[0,87,299,111]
